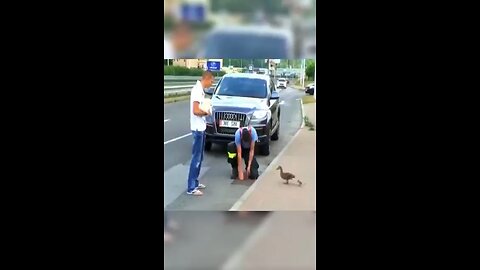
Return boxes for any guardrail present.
[164,83,217,90]
[164,83,217,97]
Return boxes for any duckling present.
[276,166,302,186]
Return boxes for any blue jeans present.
[187,130,205,192]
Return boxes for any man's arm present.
[248,140,255,169]
[237,145,244,179]
[192,101,208,116]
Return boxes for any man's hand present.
[238,168,244,180]
[246,166,251,179]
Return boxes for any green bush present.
[306,62,315,80]
[164,65,225,76]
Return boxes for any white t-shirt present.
[190,80,206,131]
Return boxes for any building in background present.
[173,59,207,68]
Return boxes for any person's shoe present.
[196,183,206,189]
[186,189,203,196]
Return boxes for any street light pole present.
[302,59,306,88]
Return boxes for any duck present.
[276,166,302,186]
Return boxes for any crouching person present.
[227,126,259,180]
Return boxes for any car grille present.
[215,112,247,135]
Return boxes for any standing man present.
[186,71,214,196]
[226,125,260,180]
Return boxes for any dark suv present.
[204,73,281,156]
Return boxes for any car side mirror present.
[204,88,214,95]
[271,91,279,99]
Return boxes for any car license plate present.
[219,120,240,128]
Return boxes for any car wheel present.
[205,141,212,151]
[271,118,280,141]
[260,125,271,156]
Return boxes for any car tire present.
[271,119,280,141]
[205,141,212,151]
[260,125,271,156]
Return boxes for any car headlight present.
[252,110,268,119]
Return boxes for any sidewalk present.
[231,102,316,211]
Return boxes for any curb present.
[229,98,305,211]
[300,98,305,128]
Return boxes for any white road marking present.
[164,164,211,208]
[164,133,191,145]
[164,119,170,122]
[279,100,285,105]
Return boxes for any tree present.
[305,61,315,80]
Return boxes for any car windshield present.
[204,33,288,58]
[215,77,267,98]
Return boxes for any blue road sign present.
[181,4,205,23]
[207,61,221,71]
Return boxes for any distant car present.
[203,73,281,156]
[305,83,315,95]
[277,78,287,89]
[198,26,293,58]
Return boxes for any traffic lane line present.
[164,119,170,122]
[164,133,191,145]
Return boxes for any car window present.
[216,77,267,98]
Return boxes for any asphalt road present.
[164,86,305,210]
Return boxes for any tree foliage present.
[164,65,225,76]
[305,61,315,79]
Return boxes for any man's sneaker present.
[186,189,203,196]
[196,183,206,189]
